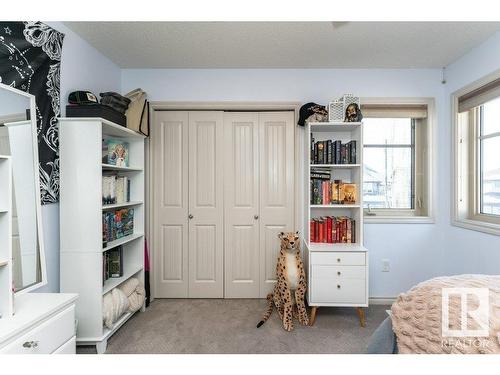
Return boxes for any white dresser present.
[0,293,78,354]
[305,243,368,326]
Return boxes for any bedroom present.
[1,0,500,373]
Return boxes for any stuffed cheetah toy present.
[257,231,309,331]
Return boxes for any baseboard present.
[369,297,396,305]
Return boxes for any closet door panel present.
[153,111,189,298]
[259,112,295,297]
[188,111,224,298]
[224,113,260,298]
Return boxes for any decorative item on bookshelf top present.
[102,139,129,167]
[310,216,356,244]
[328,94,361,123]
[311,138,356,164]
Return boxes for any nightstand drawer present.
[310,277,366,304]
[311,252,365,266]
[313,265,366,279]
[1,305,75,354]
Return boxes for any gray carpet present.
[77,299,389,354]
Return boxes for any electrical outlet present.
[382,259,390,272]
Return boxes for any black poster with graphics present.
[0,22,64,204]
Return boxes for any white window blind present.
[458,78,500,113]
[361,104,427,119]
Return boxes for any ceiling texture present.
[64,22,500,69]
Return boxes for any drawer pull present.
[337,271,341,276]
[337,258,341,263]
[337,284,341,289]
[23,341,39,349]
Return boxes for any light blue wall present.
[440,31,500,277]
[36,22,121,292]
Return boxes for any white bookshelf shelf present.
[59,118,145,353]
[0,260,8,267]
[102,164,143,172]
[310,122,362,132]
[0,209,7,213]
[311,204,361,209]
[102,265,144,295]
[307,243,367,252]
[103,233,144,252]
[102,201,143,210]
[310,164,361,168]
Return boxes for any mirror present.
[0,83,46,294]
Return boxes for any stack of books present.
[102,208,135,245]
[311,138,356,164]
[103,246,124,283]
[310,216,356,244]
[310,170,357,205]
[102,175,131,205]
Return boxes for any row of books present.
[103,246,124,284]
[102,208,135,246]
[102,138,130,167]
[310,217,356,243]
[310,138,356,164]
[102,175,131,205]
[310,172,357,205]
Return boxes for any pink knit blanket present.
[391,274,500,354]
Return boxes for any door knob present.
[188,214,194,219]
[254,215,259,220]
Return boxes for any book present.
[104,139,129,167]
[317,142,324,164]
[309,216,356,244]
[107,247,123,278]
[343,183,357,204]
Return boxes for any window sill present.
[452,217,500,236]
[364,215,435,224]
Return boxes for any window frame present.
[452,69,500,235]
[361,97,435,224]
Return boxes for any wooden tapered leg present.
[356,307,366,327]
[309,306,318,326]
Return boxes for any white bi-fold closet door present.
[224,112,295,298]
[153,110,294,299]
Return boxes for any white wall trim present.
[148,101,302,299]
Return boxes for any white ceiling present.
[64,22,500,69]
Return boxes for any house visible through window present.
[361,101,432,221]
[363,118,414,210]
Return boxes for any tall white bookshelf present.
[59,118,145,353]
[304,122,369,327]
[0,156,12,320]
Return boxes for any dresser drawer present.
[311,252,365,266]
[53,336,76,354]
[1,305,75,354]
[313,265,366,279]
[310,277,366,304]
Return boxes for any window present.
[454,76,500,234]
[361,100,434,222]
